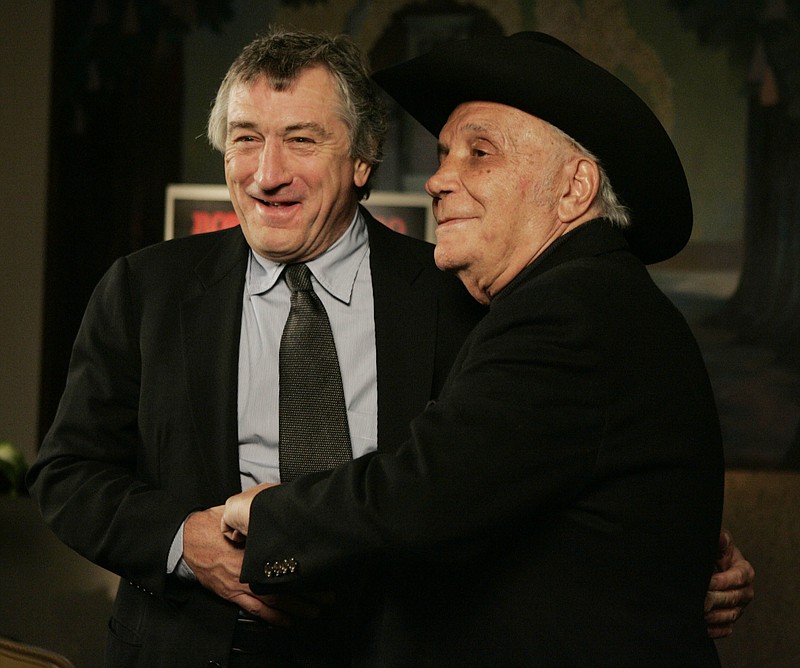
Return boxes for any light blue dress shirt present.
[169,209,378,577]
[237,208,378,489]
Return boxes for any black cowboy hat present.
[372,32,692,264]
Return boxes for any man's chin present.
[242,227,308,264]
[433,245,463,274]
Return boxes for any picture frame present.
[164,183,236,240]
[362,191,435,243]
[164,185,435,243]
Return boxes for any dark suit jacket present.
[27,208,484,667]
[241,219,725,667]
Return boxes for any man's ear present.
[353,158,372,189]
[557,157,600,224]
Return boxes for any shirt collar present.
[245,207,368,305]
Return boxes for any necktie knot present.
[285,263,313,292]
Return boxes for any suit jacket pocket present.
[108,581,147,647]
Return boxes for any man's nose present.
[255,144,291,190]
[425,158,456,199]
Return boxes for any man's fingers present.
[222,526,246,544]
[704,587,745,613]
[709,569,746,591]
[705,604,742,639]
[704,586,746,639]
[710,561,755,591]
[235,593,329,627]
[705,606,742,626]
[179,506,330,630]
[231,593,296,627]
[717,528,733,558]
[222,481,279,538]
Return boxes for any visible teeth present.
[258,199,294,207]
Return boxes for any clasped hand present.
[704,528,755,638]
[220,480,274,543]
[182,483,330,626]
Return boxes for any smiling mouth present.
[437,216,469,225]
[250,195,303,213]
[257,198,297,207]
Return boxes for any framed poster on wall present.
[362,191,434,243]
[164,184,237,239]
[165,185,434,243]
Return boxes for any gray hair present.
[207,26,388,200]
[589,161,631,229]
[549,124,631,228]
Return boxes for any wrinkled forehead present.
[440,101,565,147]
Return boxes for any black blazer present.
[27,208,484,667]
[241,219,725,667]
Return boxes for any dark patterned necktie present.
[279,263,352,482]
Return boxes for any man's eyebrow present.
[461,122,493,134]
[436,122,496,156]
[283,121,332,139]
[226,120,333,139]
[228,120,257,133]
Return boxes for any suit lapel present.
[366,211,439,451]
[177,214,449,488]
[180,228,249,499]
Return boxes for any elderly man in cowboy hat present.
[222,32,726,666]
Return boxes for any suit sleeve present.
[27,257,196,599]
[241,286,602,591]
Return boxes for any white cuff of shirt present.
[167,515,197,582]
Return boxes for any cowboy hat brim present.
[372,31,692,265]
